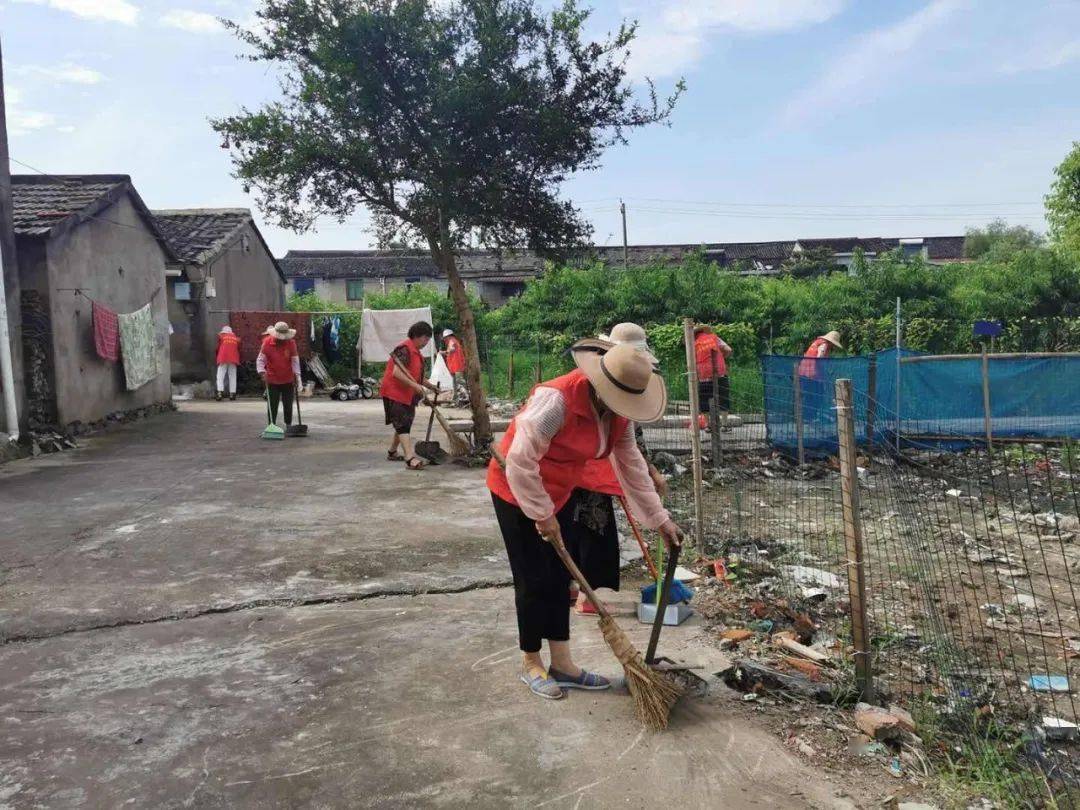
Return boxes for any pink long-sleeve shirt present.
[504,387,670,529]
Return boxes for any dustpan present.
[261,388,285,440]
[285,384,308,437]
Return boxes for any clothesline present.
[208,309,358,315]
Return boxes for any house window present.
[293,279,315,294]
[346,280,364,300]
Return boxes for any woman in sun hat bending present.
[487,339,683,701]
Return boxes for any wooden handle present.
[549,531,615,623]
[618,496,660,581]
[645,542,681,664]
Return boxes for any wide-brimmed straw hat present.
[219,325,233,334]
[571,341,667,423]
[822,330,843,349]
[598,322,658,365]
[265,321,296,340]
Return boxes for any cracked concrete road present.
[0,400,865,808]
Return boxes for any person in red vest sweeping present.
[798,330,843,421]
[693,325,732,431]
[257,321,302,427]
[381,321,439,470]
[215,325,241,401]
[488,340,682,700]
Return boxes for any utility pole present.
[0,37,23,440]
[619,199,628,270]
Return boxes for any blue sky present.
[2,0,1077,254]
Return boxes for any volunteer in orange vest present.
[440,329,466,383]
[488,340,682,700]
[215,325,241,401]
[567,323,668,614]
[694,325,732,429]
[257,321,303,427]
[380,321,439,470]
[798,330,843,420]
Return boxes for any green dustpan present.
[261,387,286,440]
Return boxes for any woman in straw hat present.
[487,340,683,700]
[257,321,303,428]
[566,324,668,614]
[798,330,843,421]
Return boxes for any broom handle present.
[645,542,680,665]
[392,356,464,449]
[618,496,660,581]
[294,382,303,425]
[265,385,274,424]
[549,532,615,623]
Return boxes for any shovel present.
[286,383,308,437]
[261,387,285,440]
[415,385,448,464]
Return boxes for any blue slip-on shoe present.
[520,669,565,700]
[548,668,612,691]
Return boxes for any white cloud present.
[780,0,968,125]
[161,8,223,33]
[6,88,59,137]
[11,0,138,25]
[1000,38,1080,75]
[16,63,105,85]
[663,0,845,33]
[626,0,845,79]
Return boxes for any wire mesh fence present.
[678,354,1080,807]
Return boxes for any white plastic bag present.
[431,352,455,400]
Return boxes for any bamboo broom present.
[548,529,684,730]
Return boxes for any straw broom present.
[548,529,684,730]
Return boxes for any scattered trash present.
[785,565,841,589]
[720,628,754,643]
[1028,675,1070,693]
[888,757,904,778]
[800,587,827,602]
[1042,716,1079,741]
[747,619,774,634]
[673,565,700,582]
[848,735,887,758]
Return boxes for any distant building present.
[12,175,174,430]
[278,235,967,308]
[153,209,285,382]
[278,250,537,308]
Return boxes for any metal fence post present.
[981,347,993,451]
[682,318,705,557]
[792,364,805,465]
[835,378,874,704]
[507,335,515,399]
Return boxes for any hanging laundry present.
[229,311,313,363]
[118,303,159,390]
[321,319,340,363]
[330,316,340,349]
[92,300,120,362]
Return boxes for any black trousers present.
[267,383,294,425]
[492,493,575,653]
[562,489,621,592]
[698,375,730,415]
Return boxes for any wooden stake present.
[981,346,993,451]
[793,364,805,465]
[835,378,874,704]
[682,318,705,557]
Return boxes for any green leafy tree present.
[1047,141,1080,258]
[212,0,683,443]
[780,246,842,279]
[964,219,1043,258]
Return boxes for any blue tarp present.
[762,349,1080,457]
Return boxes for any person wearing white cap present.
[487,340,682,700]
[439,328,467,396]
[798,330,843,422]
[215,325,241,401]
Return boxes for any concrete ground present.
[0,399,864,808]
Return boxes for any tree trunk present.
[432,243,492,446]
